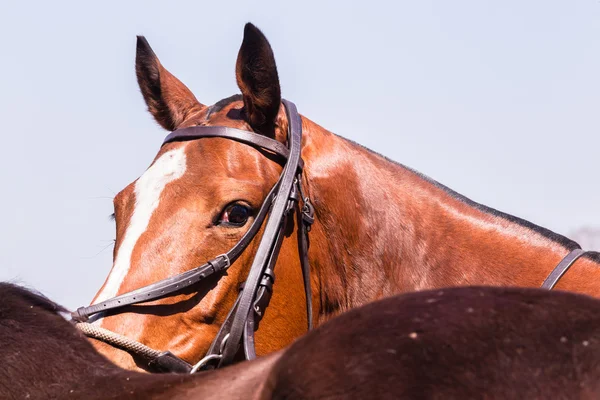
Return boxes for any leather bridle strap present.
[200,175,312,369]
[217,100,304,367]
[243,223,285,359]
[298,174,315,330]
[163,125,304,170]
[200,186,314,370]
[541,248,588,290]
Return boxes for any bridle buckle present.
[302,198,315,227]
[209,253,231,272]
[218,253,231,270]
[190,333,230,374]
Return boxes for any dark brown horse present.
[5,281,600,399]
[88,23,600,370]
[267,285,600,399]
[0,282,274,399]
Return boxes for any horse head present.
[91,24,313,370]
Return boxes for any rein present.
[541,248,589,290]
[73,100,314,373]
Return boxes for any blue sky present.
[0,1,598,308]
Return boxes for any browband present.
[163,125,303,170]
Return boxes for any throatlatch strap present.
[299,203,314,330]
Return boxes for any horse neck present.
[300,119,600,321]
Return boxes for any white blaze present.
[94,146,188,304]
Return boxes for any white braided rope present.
[75,322,161,359]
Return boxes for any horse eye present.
[219,203,251,227]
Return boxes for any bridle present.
[72,99,314,373]
[72,97,591,373]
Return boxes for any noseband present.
[73,100,314,373]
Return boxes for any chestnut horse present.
[6,281,600,399]
[86,23,600,370]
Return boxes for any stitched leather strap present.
[73,261,225,320]
[163,125,303,170]
[164,126,288,156]
[218,100,304,367]
[241,222,285,360]
[243,310,257,360]
[541,248,587,290]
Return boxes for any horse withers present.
[86,22,600,370]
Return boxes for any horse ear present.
[135,36,204,131]
[235,23,281,136]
